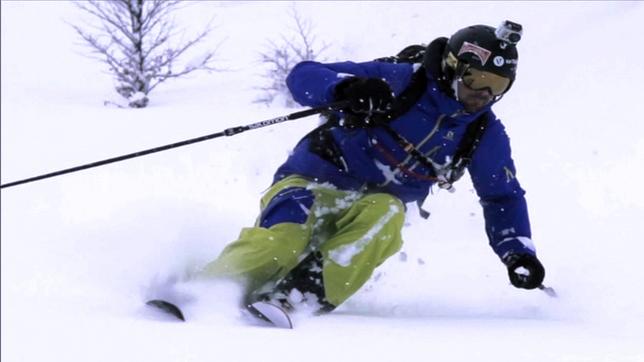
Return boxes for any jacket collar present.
[423,77,494,124]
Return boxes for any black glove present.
[334,77,394,126]
[502,253,545,290]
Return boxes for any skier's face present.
[457,80,494,113]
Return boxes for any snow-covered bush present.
[256,6,328,107]
[70,0,219,108]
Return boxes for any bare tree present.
[256,5,329,107]
[71,0,219,108]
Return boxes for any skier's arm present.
[468,117,545,289]
[468,116,535,260]
[286,60,412,107]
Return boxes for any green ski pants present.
[202,175,405,307]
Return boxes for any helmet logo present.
[458,41,492,66]
[493,56,505,67]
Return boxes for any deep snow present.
[2,1,644,361]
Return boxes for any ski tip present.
[146,299,186,321]
[247,301,293,329]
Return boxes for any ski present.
[145,298,292,328]
[246,301,293,329]
[146,299,186,321]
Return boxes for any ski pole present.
[0,101,349,190]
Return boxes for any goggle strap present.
[451,78,461,101]
[454,62,469,80]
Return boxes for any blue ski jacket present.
[275,60,536,260]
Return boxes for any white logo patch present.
[493,56,505,67]
[458,41,492,66]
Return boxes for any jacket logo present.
[458,42,492,66]
[443,131,455,141]
[504,166,515,183]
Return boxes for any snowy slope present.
[2,2,644,361]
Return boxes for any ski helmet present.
[441,21,522,96]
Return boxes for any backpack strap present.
[374,44,427,64]
[372,66,428,125]
[370,37,447,124]
[302,113,347,172]
[447,112,490,183]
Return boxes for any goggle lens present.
[444,51,512,96]
[461,68,511,96]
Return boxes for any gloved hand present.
[502,253,545,290]
[334,77,394,126]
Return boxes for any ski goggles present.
[461,67,511,96]
[444,51,512,96]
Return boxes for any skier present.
[202,21,546,316]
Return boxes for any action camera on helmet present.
[495,20,523,45]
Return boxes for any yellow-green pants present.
[201,175,405,307]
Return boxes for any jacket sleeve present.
[467,115,536,261]
[286,60,413,107]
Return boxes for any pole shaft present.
[1,102,348,189]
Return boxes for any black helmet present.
[442,21,522,95]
